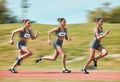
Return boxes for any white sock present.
[63,68,66,70]
[82,68,85,70]
[10,67,14,69]
[18,57,21,60]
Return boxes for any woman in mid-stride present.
[82,18,110,74]
[9,19,39,73]
[36,18,71,73]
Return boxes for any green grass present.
[0,78,120,82]
[0,23,120,69]
[0,23,120,82]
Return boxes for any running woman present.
[36,18,71,73]
[9,19,39,73]
[82,18,110,74]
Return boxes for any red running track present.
[0,70,120,80]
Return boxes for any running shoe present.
[62,69,71,73]
[93,58,97,67]
[9,68,18,73]
[16,58,21,66]
[36,56,43,63]
[81,68,89,74]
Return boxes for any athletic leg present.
[56,46,71,73]
[95,47,108,60]
[36,50,59,63]
[18,46,32,59]
[15,46,32,66]
[41,50,59,60]
[9,49,23,73]
[82,48,96,74]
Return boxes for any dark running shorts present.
[17,40,26,49]
[90,39,102,49]
[53,39,63,48]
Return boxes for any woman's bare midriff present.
[20,38,28,42]
[56,37,64,41]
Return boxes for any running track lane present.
[0,70,120,80]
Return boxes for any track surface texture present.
[0,70,120,80]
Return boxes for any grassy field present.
[0,23,120,82]
[0,78,120,82]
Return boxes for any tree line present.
[87,2,120,23]
[0,0,19,23]
[0,1,120,24]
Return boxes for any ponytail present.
[96,18,102,23]
[22,19,29,24]
[22,19,25,24]
[57,18,65,23]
